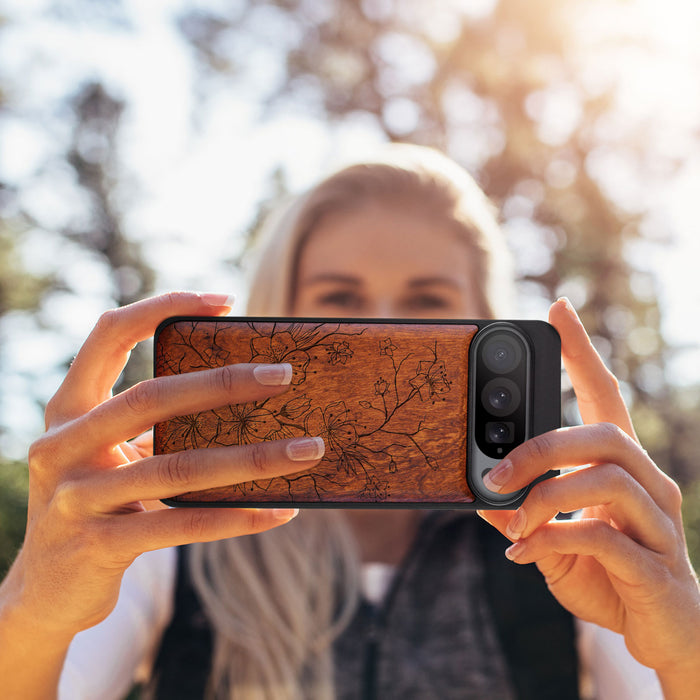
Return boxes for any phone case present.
[153,317,560,508]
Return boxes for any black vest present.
[148,514,579,699]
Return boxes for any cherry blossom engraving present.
[326,341,353,365]
[250,330,311,384]
[157,320,461,502]
[374,378,389,396]
[161,413,207,450]
[380,338,397,356]
[211,404,283,445]
[409,358,451,402]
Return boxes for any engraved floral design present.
[200,340,230,368]
[162,413,207,450]
[326,341,353,365]
[157,321,232,372]
[374,378,389,396]
[251,330,311,384]
[409,358,451,402]
[363,474,390,500]
[277,395,312,421]
[211,404,283,444]
[305,401,358,458]
[244,330,452,498]
[159,320,456,502]
[380,338,397,356]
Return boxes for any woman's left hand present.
[478,298,700,696]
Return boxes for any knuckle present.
[596,421,628,446]
[245,442,271,475]
[161,291,192,309]
[157,451,194,489]
[529,477,554,510]
[583,517,615,545]
[94,307,138,356]
[601,462,632,490]
[649,558,675,590]
[244,509,268,532]
[522,432,555,465]
[659,512,683,554]
[94,308,121,337]
[215,364,239,394]
[662,476,683,513]
[52,479,83,516]
[28,435,51,474]
[28,432,63,478]
[184,509,212,541]
[123,380,158,416]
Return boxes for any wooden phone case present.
[153,317,559,508]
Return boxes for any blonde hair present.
[189,512,360,700]
[188,145,514,699]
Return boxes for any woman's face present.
[293,202,484,319]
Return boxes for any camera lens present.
[482,334,522,374]
[486,421,514,444]
[489,387,510,411]
[481,378,521,417]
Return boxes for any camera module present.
[470,323,531,463]
[467,320,560,507]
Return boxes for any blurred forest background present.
[1,0,700,575]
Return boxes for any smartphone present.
[153,317,560,509]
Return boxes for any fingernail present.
[254,363,293,386]
[483,460,512,493]
[199,293,236,309]
[506,509,527,540]
[557,296,578,319]
[505,541,527,561]
[286,436,325,461]
[273,508,299,521]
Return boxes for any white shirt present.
[59,548,663,700]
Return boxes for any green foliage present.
[0,224,54,315]
[0,460,28,577]
[682,478,700,572]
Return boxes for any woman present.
[0,145,697,699]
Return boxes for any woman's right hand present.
[2,292,324,642]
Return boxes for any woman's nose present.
[366,300,398,318]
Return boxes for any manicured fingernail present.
[505,541,527,561]
[506,509,527,540]
[254,363,293,386]
[286,437,325,461]
[199,293,236,309]
[483,460,512,493]
[273,508,299,521]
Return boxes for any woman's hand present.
[478,298,700,696]
[1,292,325,643]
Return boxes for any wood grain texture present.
[154,319,478,505]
